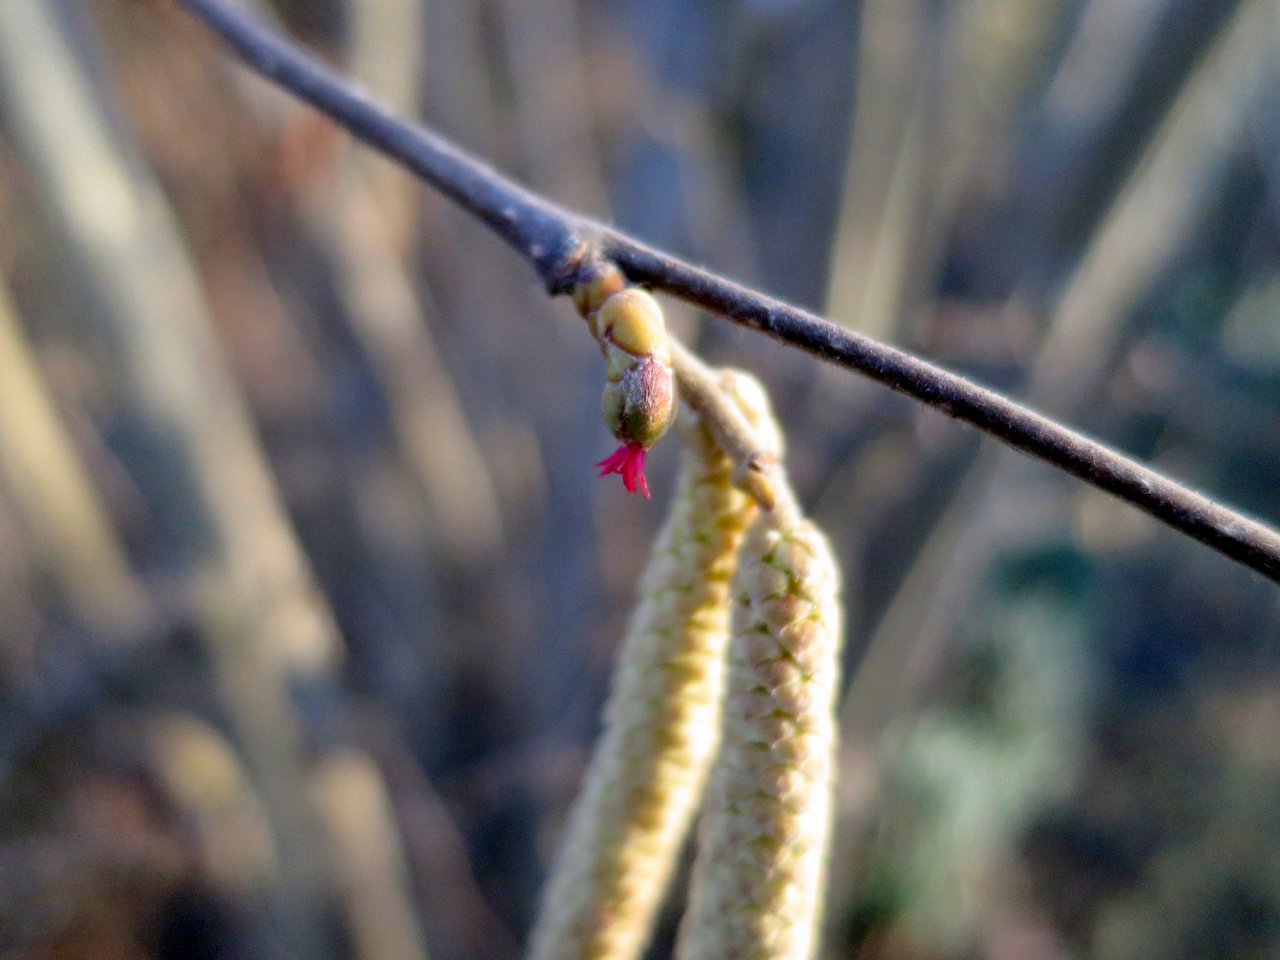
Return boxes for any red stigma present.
[595,443,650,499]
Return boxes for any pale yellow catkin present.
[528,373,772,960]
[675,508,843,960]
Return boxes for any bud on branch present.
[576,264,677,499]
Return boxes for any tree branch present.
[174,0,1280,585]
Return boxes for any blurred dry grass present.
[0,1,1278,959]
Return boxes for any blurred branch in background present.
[311,750,431,960]
[0,272,152,639]
[824,0,1063,342]
[0,4,431,959]
[0,0,338,951]
[840,0,1275,751]
[146,714,276,900]
[318,0,506,563]
[824,0,937,344]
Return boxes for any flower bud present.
[573,261,628,321]
[596,289,672,364]
[582,279,678,498]
[602,356,677,450]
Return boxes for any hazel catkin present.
[675,510,842,960]
[528,372,777,960]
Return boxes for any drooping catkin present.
[675,506,842,960]
[528,372,773,960]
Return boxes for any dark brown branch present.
[175,0,1280,584]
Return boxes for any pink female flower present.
[596,443,650,499]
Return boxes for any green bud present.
[603,355,677,449]
[574,267,679,496]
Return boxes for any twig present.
[174,0,1280,584]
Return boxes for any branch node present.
[537,234,593,297]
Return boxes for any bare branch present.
[174,0,1280,584]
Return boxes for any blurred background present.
[0,0,1278,957]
